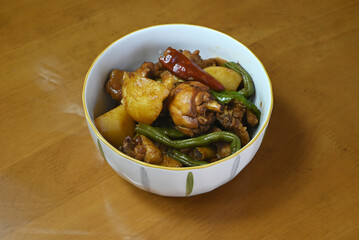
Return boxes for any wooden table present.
[1,0,358,239]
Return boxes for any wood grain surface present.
[1,0,358,239]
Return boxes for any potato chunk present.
[204,66,242,91]
[122,73,170,124]
[94,104,135,148]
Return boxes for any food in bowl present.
[94,47,261,168]
[83,24,273,196]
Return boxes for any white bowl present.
[82,24,273,197]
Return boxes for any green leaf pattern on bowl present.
[229,156,241,180]
[186,172,194,196]
[97,139,106,161]
[140,167,150,191]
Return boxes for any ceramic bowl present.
[82,24,273,197]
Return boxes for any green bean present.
[135,123,241,154]
[167,149,208,167]
[153,126,187,139]
[210,90,261,119]
[223,61,254,98]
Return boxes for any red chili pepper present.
[159,47,225,91]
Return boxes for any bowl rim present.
[82,23,273,171]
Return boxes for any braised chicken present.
[215,142,232,159]
[180,49,217,69]
[246,109,259,127]
[132,62,155,78]
[121,135,182,167]
[98,47,262,167]
[216,100,251,146]
[105,69,126,103]
[168,81,222,136]
[160,71,180,91]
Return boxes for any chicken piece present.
[234,123,250,146]
[246,109,259,127]
[216,100,250,146]
[216,100,246,126]
[216,142,232,159]
[153,61,165,77]
[135,135,163,164]
[209,127,232,160]
[121,136,136,158]
[160,71,180,91]
[168,81,222,136]
[122,72,170,124]
[161,155,182,167]
[131,61,165,78]
[132,62,155,78]
[232,101,247,121]
[105,69,126,103]
[181,50,216,69]
[121,135,163,164]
